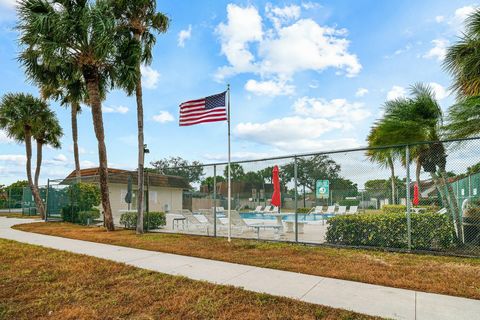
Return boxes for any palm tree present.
[0,93,48,217]
[110,0,169,234]
[372,83,463,240]
[443,9,480,139]
[18,0,133,230]
[366,126,398,204]
[33,109,63,188]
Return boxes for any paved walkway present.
[1,217,479,320]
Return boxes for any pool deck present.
[1,217,479,320]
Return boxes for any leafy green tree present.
[200,176,225,193]
[18,0,133,230]
[150,157,204,183]
[0,93,49,217]
[109,0,169,234]
[223,163,245,181]
[282,155,341,192]
[242,171,264,188]
[467,162,480,175]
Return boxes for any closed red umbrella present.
[413,183,419,206]
[271,165,281,211]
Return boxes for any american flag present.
[179,91,228,126]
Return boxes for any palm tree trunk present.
[34,139,42,188]
[71,101,81,181]
[439,170,464,242]
[24,128,44,218]
[388,157,395,204]
[84,71,114,231]
[135,60,145,234]
[416,157,422,199]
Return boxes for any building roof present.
[64,168,190,189]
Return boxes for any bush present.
[326,212,456,250]
[62,183,101,223]
[296,207,311,214]
[338,199,359,207]
[120,211,166,230]
[382,204,437,214]
[382,205,406,214]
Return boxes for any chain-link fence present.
[29,137,480,256]
[0,187,25,213]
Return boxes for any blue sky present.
[0,0,477,185]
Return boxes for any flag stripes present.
[179,91,227,126]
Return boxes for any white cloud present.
[178,25,192,47]
[141,65,160,89]
[435,15,445,23]
[244,79,295,96]
[80,160,96,168]
[0,154,26,164]
[215,4,361,92]
[429,82,449,100]
[355,88,368,97]
[215,4,263,79]
[0,130,13,143]
[423,39,448,61]
[68,145,87,155]
[386,85,406,101]
[301,2,321,10]
[203,151,270,161]
[293,97,371,123]
[454,6,476,23]
[266,3,301,29]
[53,154,68,162]
[0,0,17,9]
[152,111,175,123]
[103,105,129,114]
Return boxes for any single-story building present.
[63,167,190,225]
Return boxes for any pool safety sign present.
[316,180,329,199]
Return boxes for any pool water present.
[240,212,334,221]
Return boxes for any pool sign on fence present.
[316,180,329,199]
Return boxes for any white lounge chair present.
[325,205,336,214]
[337,206,347,215]
[253,205,263,213]
[269,206,279,213]
[347,206,358,214]
[170,209,210,233]
[260,205,272,213]
[437,207,448,214]
[308,206,323,214]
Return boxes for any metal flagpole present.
[227,84,232,242]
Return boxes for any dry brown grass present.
[0,239,379,320]
[0,213,39,219]
[14,222,480,300]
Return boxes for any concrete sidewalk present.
[0,217,478,320]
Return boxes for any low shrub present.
[326,212,456,250]
[296,207,311,214]
[338,199,359,207]
[120,211,166,230]
[382,204,437,214]
[62,206,100,225]
[382,205,406,214]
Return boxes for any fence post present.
[45,179,50,222]
[294,156,298,242]
[406,145,412,250]
[146,171,149,232]
[213,165,217,237]
[8,187,11,213]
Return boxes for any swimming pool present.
[240,212,334,221]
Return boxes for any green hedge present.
[326,213,456,250]
[62,207,100,225]
[119,211,166,230]
[382,205,437,214]
[296,207,311,214]
[338,199,359,207]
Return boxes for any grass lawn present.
[0,238,379,320]
[14,222,480,300]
